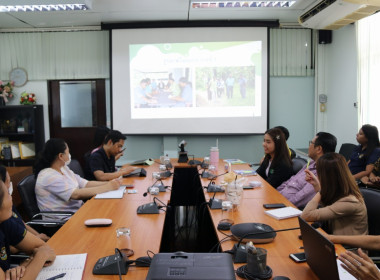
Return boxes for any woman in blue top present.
[348,124,380,180]
[256,128,293,188]
[0,180,55,280]
[0,165,49,242]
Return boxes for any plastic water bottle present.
[210,147,219,169]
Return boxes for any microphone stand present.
[115,248,123,280]
[206,172,228,209]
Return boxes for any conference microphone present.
[188,155,202,166]
[201,160,209,169]
[159,170,172,179]
[137,200,159,214]
[230,222,320,263]
[143,179,168,197]
[209,190,223,209]
[204,172,228,193]
[93,248,127,275]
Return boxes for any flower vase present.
[0,97,5,106]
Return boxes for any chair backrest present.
[289,148,296,159]
[68,159,85,178]
[360,188,380,236]
[292,157,307,174]
[359,187,380,257]
[83,151,92,180]
[17,174,40,220]
[338,143,357,161]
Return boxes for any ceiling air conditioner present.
[299,0,380,30]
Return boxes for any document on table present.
[264,206,302,220]
[36,253,87,280]
[337,259,357,280]
[95,186,126,199]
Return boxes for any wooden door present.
[48,80,106,168]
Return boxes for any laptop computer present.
[298,217,356,280]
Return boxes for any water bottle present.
[210,147,219,169]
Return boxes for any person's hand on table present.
[339,248,380,280]
[108,179,121,190]
[5,265,25,280]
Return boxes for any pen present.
[46,273,66,280]
[306,159,310,169]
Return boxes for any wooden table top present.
[47,159,344,279]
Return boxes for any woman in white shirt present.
[35,138,120,214]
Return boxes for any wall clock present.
[9,68,28,87]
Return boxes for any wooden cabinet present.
[0,105,45,166]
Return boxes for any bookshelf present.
[0,105,45,166]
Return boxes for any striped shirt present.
[36,166,88,214]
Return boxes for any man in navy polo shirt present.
[87,130,134,181]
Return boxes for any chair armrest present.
[26,219,66,227]
[31,211,74,220]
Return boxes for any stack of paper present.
[95,186,127,199]
[265,206,302,220]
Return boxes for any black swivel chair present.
[17,174,74,237]
[68,159,85,177]
[359,187,380,261]
[292,157,307,174]
[338,143,357,161]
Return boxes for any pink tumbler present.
[210,147,219,169]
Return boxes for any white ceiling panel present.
[0,0,322,31]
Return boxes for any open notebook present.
[37,253,87,280]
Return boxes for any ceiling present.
[0,0,321,31]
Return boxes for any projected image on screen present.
[130,41,261,119]
[112,27,268,134]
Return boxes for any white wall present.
[270,76,315,150]
[316,24,359,149]
[5,28,362,163]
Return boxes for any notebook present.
[233,169,257,176]
[298,217,356,280]
[265,206,302,220]
[95,186,126,199]
[36,253,87,280]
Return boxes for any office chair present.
[359,187,380,261]
[338,143,356,161]
[292,157,307,174]
[68,159,85,177]
[289,148,296,159]
[17,174,74,236]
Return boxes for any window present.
[357,13,380,129]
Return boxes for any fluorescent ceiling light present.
[0,3,89,12]
[191,1,296,8]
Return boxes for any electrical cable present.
[236,264,273,280]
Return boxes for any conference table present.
[47,159,345,279]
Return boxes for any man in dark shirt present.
[87,130,134,181]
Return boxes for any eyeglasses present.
[309,140,315,146]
